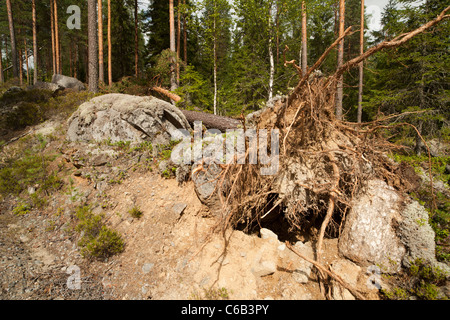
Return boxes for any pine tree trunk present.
[169,0,177,93]
[74,40,78,79]
[268,5,274,101]
[98,0,104,83]
[54,0,61,74]
[357,0,365,123]
[32,0,38,84]
[0,39,4,83]
[134,0,139,78]
[6,0,18,79]
[50,0,56,75]
[88,0,98,93]
[335,0,345,120]
[108,0,112,86]
[177,0,181,84]
[301,0,308,76]
[213,13,218,115]
[24,39,30,85]
[183,0,187,63]
[18,47,23,85]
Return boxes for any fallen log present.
[181,110,241,131]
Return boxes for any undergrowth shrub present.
[75,206,124,259]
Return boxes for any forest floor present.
[0,114,382,300]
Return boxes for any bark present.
[183,0,187,63]
[0,38,4,83]
[108,0,112,86]
[54,0,61,74]
[335,0,345,120]
[213,11,218,115]
[170,0,177,92]
[301,0,308,76]
[357,0,364,124]
[50,0,56,75]
[177,0,181,84]
[24,38,29,85]
[182,110,241,131]
[152,86,181,103]
[6,0,18,78]
[32,0,38,84]
[333,6,450,80]
[134,0,139,78]
[18,47,23,85]
[88,0,99,93]
[268,4,274,101]
[98,0,105,83]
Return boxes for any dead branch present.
[151,86,181,103]
[286,242,366,300]
[332,6,450,82]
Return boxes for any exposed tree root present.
[196,6,449,300]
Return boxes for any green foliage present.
[75,206,124,259]
[175,65,212,110]
[382,259,448,300]
[12,202,31,216]
[128,206,143,219]
[190,287,230,300]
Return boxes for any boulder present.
[67,94,191,145]
[338,179,406,273]
[31,81,64,94]
[339,179,449,274]
[52,74,86,91]
[191,162,224,215]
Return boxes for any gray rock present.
[4,86,23,95]
[52,74,86,91]
[32,81,64,93]
[339,180,406,273]
[172,203,187,216]
[142,263,154,274]
[330,259,361,300]
[192,162,224,215]
[252,260,277,277]
[398,200,450,274]
[260,228,278,240]
[291,241,314,284]
[67,94,191,146]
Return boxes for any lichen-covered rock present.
[339,179,449,275]
[52,74,86,91]
[338,179,406,273]
[67,94,191,145]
